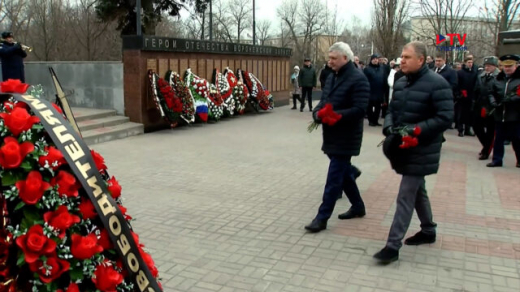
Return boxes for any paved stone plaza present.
[93,106,520,292]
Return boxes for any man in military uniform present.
[474,56,499,160]
[487,54,520,168]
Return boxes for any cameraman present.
[0,31,27,82]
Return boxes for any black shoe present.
[369,123,377,127]
[478,154,489,160]
[404,231,436,246]
[338,208,366,220]
[505,140,511,145]
[304,219,327,233]
[352,166,362,180]
[375,123,382,126]
[300,109,303,112]
[309,108,313,112]
[373,247,399,264]
[458,132,464,137]
[464,130,475,137]
[291,107,296,110]
[516,162,520,168]
[486,161,503,167]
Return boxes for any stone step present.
[71,107,117,122]
[82,122,144,146]
[77,115,129,132]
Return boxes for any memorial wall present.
[122,35,292,132]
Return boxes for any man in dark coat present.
[373,41,454,263]
[298,57,317,112]
[364,54,388,126]
[319,63,334,90]
[474,56,499,160]
[304,42,369,233]
[0,31,27,82]
[434,53,458,132]
[456,56,479,136]
[486,54,520,168]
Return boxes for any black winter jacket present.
[0,41,26,82]
[457,64,478,101]
[383,65,454,176]
[319,65,334,89]
[474,69,499,113]
[435,65,458,96]
[489,67,520,123]
[312,61,369,156]
[298,64,317,88]
[364,63,388,102]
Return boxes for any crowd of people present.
[291,48,520,168]
[294,40,519,265]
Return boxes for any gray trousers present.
[386,175,437,250]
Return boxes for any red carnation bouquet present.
[378,125,421,149]
[308,103,342,132]
[0,79,162,291]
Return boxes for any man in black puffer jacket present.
[373,41,454,264]
[304,42,369,233]
[486,54,520,168]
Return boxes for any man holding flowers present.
[486,54,520,168]
[374,41,454,263]
[304,42,369,233]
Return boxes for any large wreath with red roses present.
[0,79,162,292]
[212,68,235,117]
[241,70,271,111]
[165,70,196,124]
[149,70,183,128]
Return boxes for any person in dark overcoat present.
[304,42,369,233]
[486,54,520,168]
[0,31,27,82]
[364,54,388,126]
[373,41,454,263]
[473,56,499,160]
[456,56,479,136]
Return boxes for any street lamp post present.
[252,0,256,45]
[209,0,213,41]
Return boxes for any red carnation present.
[43,206,81,239]
[92,262,124,291]
[28,255,70,284]
[516,86,520,97]
[90,149,107,173]
[57,283,80,292]
[140,248,159,277]
[481,108,487,118]
[118,205,132,221]
[412,126,421,136]
[107,176,122,199]
[0,136,34,169]
[71,233,104,260]
[461,89,468,98]
[38,146,66,170]
[16,171,51,205]
[51,171,79,198]
[98,229,113,250]
[78,197,97,220]
[15,225,56,264]
[0,107,40,136]
[0,79,30,93]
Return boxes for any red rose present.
[107,176,122,199]
[98,229,113,250]
[38,146,66,170]
[0,136,34,169]
[118,205,132,221]
[412,126,422,136]
[0,79,30,93]
[57,283,79,292]
[71,233,104,260]
[140,248,159,277]
[28,255,70,284]
[43,206,81,239]
[92,262,124,291]
[90,149,107,173]
[15,225,56,263]
[0,107,40,136]
[16,171,51,205]
[78,197,97,220]
[51,171,79,198]
[164,97,174,109]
